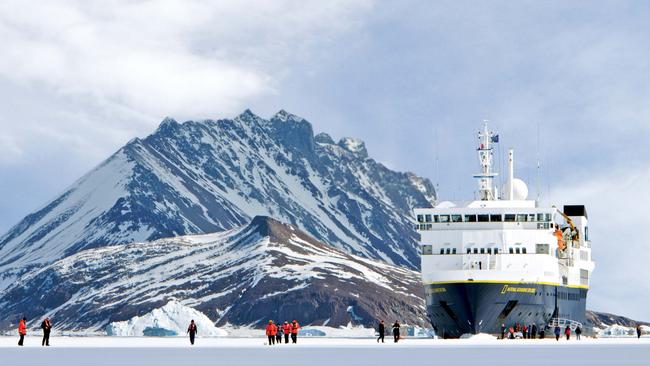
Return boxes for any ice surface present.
[1,336,649,366]
[106,301,227,337]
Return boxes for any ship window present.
[528,214,535,222]
[536,244,549,255]
[545,213,552,222]
[422,245,433,255]
[537,213,544,221]
[451,214,462,222]
[477,214,489,222]
[509,248,514,254]
[440,248,444,255]
[425,214,432,223]
[480,248,485,254]
[467,248,471,254]
[487,248,492,254]
[452,248,457,254]
[516,214,527,222]
[522,247,527,254]
[490,214,502,222]
[440,215,450,223]
[465,214,477,222]
[417,215,424,223]
[473,248,478,254]
[585,226,589,241]
[515,248,521,254]
[433,215,440,223]
[504,214,515,222]
[446,248,451,255]
[494,248,499,254]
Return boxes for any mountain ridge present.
[0,110,436,291]
[0,216,427,331]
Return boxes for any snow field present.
[1,337,649,366]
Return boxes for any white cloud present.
[0,0,372,121]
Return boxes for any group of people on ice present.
[376,320,402,343]
[501,322,583,340]
[265,320,300,345]
[15,316,52,346]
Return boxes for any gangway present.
[548,318,582,331]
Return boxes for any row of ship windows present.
[422,246,537,255]
[417,223,553,230]
[416,213,552,224]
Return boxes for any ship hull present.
[425,282,588,338]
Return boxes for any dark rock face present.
[0,217,427,331]
[586,310,649,329]
[0,110,435,288]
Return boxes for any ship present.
[415,123,595,338]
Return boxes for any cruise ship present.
[415,124,595,338]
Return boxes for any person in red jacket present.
[282,321,292,344]
[291,320,300,344]
[266,320,277,345]
[18,317,27,346]
[187,319,198,345]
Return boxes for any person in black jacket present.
[392,321,401,343]
[500,323,506,339]
[637,325,642,339]
[377,320,385,343]
[41,317,52,346]
[187,320,198,345]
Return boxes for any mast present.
[473,122,498,201]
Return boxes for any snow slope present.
[0,217,427,332]
[0,109,436,291]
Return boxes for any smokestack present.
[508,149,514,200]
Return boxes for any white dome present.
[504,178,528,200]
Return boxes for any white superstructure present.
[416,123,594,292]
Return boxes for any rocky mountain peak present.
[314,132,335,145]
[338,137,368,158]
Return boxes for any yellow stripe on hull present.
[423,279,589,290]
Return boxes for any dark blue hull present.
[425,282,588,338]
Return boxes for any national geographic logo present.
[427,287,447,294]
[500,285,536,294]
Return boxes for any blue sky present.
[1,0,649,320]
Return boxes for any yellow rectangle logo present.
[501,285,536,294]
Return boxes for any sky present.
[1,0,649,320]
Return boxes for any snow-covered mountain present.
[0,216,427,332]
[0,109,435,290]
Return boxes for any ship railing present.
[548,318,582,331]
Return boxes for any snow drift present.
[106,301,227,337]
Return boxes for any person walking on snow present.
[41,317,52,346]
[18,317,27,346]
[575,325,582,340]
[564,325,571,340]
[392,321,401,343]
[500,323,506,339]
[266,320,277,345]
[291,320,300,344]
[377,320,385,343]
[554,325,561,341]
[276,323,283,344]
[637,325,642,339]
[187,319,198,345]
[282,321,292,344]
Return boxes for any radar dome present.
[504,178,529,200]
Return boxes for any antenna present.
[536,122,541,202]
[472,121,498,201]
